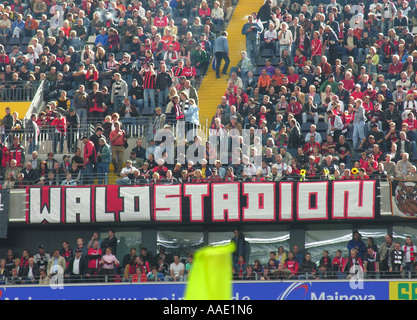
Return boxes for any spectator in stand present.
[111,73,128,113]
[395,152,413,178]
[81,135,96,185]
[96,137,111,185]
[47,249,66,277]
[139,61,157,110]
[99,247,119,282]
[9,136,25,168]
[109,121,126,175]
[50,115,66,155]
[116,160,137,185]
[347,231,366,260]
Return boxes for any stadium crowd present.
[0,229,416,284]
[0,0,417,187]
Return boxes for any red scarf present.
[174,103,184,119]
[403,245,415,262]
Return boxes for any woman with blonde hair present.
[95,46,107,72]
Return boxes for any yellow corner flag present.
[184,242,236,300]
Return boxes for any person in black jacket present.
[156,63,173,109]
[21,258,40,284]
[87,82,104,121]
[1,107,13,140]
[20,161,37,185]
[298,253,318,280]
[65,249,87,283]
[257,0,272,31]
[66,108,80,153]
[101,229,118,258]
[287,118,302,157]
[231,228,249,265]
[128,78,144,112]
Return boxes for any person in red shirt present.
[388,54,403,81]
[9,136,25,167]
[152,159,168,177]
[356,168,370,180]
[82,135,97,185]
[341,71,355,93]
[310,30,322,66]
[333,249,347,279]
[303,135,321,156]
[286,96,303,124]
[50,113,67,154]
[86,240,102,281]
[341,169,355,180]
[284,251,299,279]
[403,112,417,131]
[350,84,364,101]
[132,267,148,282]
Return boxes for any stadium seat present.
[8,37,20,45]
[356,56,365,65]
[141,108,154,116]
[5,45,13,54]
[316,122,327,132]
[115,52,124,61]
[254,66,263,75]
[380,63,390,73]
[301,122,312,132]
[256,58,266,66]
[22,37,32,45]
[261,49,273,57]
[352,152,361,162]
[271,57,280,66]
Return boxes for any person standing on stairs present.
[214,31,230,79]
[241,15,262,64]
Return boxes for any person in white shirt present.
[305,124,323,144]
[402,236,417,278]
[116,160,137,185]
[326,110,344,142]
[262,23,277,54]
[277,22,293,57]
[65,248,86,283]
[61,173,77,186]
[22,258,40,284]
[166,255,185,282]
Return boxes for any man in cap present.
[320,73,338,93]
[336,81,350,105]
[65,248,87,283]
[362,55,378,81]
[33,245,51,272]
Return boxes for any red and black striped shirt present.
[143,70,156,89]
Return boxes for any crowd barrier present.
[2,280,416,300]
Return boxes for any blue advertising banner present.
[0,281,389,300]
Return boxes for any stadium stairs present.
[197,0,265,120]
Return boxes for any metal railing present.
[8,124,96,155]
[232,270,417,281]
[0,81,39,102]
[1,270,415,285]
